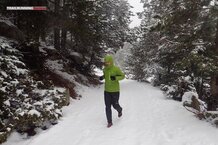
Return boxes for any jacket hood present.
[104,55,114,66]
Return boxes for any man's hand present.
[99,76,104,81]
[110,76,116,81]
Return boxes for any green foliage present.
[158,0,218,74]
[0,132,8,144]
[0,37,67,143]
[127,0,162,82]
[0,0,132,73]
[129,0,218,101]
[66,0,132,71]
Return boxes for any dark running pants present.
[104,91,122,123]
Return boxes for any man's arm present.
[115,67,125,81]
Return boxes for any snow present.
[55,109,62,115]
[33,89,48,96]
[13,67,28,76]
[4,100,10,106]
[33,101,43,106]
[207,111,218,114]
[146,75,155,83]
[3,80,218,145]
[46,60,64,71]
[39,42,55,50]
[182,91,199,104]
[0,19,15,27]
[210,0,217,6]
[10,79,19,85]
[0,86,6,92]
[184,76,192,82]
[165,85,177,96]
[1,71,8,78]
[7,128,11,132]
[39,47,47,53]
[0,77,3,81]
[18,111,25,116]
[70,52,82,58]
[54,87,66,93]
[16,89,23,96]
[45,59,78,85]
[94,67,103,76]
[28,109,41,117]
[128,0,143,28]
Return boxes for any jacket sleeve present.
[102,69,106,79]
[115,67,125,81]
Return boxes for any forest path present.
[3,80,218,145]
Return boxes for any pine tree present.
[154,0,218,99]
[129,0,218,103]
[128,0,162,82]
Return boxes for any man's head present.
[104,55,114,67]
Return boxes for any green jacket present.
[103,55,125,92]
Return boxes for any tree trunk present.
[209,20,218,110]
[54,0,61,49]
[61,29,67,49]
[60,0,67,50]
[54,28,61,49]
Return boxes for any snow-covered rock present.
[182,91,199,104]
[0,19,24,42]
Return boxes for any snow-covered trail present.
[3,80,218,145]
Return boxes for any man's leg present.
[111,92,122,116]
[104,91,112,124]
